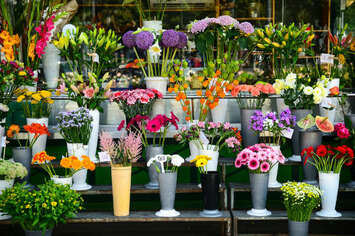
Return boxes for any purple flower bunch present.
[56,107,93,145]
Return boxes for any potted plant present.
[297,114,334,184]
[16,89,53,157]
[190,154,221,217]
[147,154,184,217]
[0,181,83,236]
[99,131,142,216]
[302,144,354,217]
[235,144,284,216]
[0,159,27,220]
[122,112,179,189]
[281,182,321,236]
[249,109,295,187]
[6,123,50,186]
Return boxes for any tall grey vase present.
[12,147,32,186]
[155,171,180,217]
[247,173,271,216]
[300,130,322,184]
[288,220,309,236]
[0,125,4,159]
[25,229,52,236]
[291,109,312,161]
[240,109,259,147]
[145,145,163,189]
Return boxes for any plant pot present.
[26,117,49,158]
[290,109,312,162]
[240,109,259,147]
[345,114,355,187]
[0,125,4,159]
[67,143,91,191]
[288,220,309,236]
[145,145,163,189]
[12,147,31,186]
[25,229,52,236]
[247,172,271,216]
[300,130,322,185]
[186,139,201,162]
[199,145,219,172]
[143,20,163,32]
[316,172,341,217]
[0,179,14,220]
[50,176,72,186]
[275,98,289,115]
[211,99,228,123]
[319,106,336,124]
[151,99,165,118]
[200,171,222,217]
[43,43,60,89]
[88,109,99,163]
[67,143,89,157]
[156,171,180,217]
[267,145,282,188]
[145,77,168,96]
[111,165,132,216]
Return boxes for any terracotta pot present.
[111,165,132,216]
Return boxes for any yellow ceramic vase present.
[111,165,132,216]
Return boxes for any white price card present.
[281,128,294,139]
[98,152,111,163]
[320,53,334,65]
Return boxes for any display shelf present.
[236,17,272,21]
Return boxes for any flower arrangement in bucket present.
[147,154,184,217]
[174,124,202,161]
[235,144,285,216]
[302,144,354,217]
[15,89,54,118]
[99,131,142,216]
[0,181,83,236]
[113,88,163,123]
[281,182,321,236]
[249,109,295,187]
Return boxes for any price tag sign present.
[1,137,6,147]
[320,53,334,65]
[281,128,294,139]
[98,152,110,163]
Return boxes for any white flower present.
[313,95,322,104]
[148,42,161,63]
[303,86,313,95]
[146,157,158,167]
[285,73,296,89]
[0,103,9,112]
[313,87,323,97]
[263,118,274,127]
[170,155,185,167]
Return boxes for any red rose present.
[316,145,327,157]
[345,159,353,166]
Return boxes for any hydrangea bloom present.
[238,22,255,34]
[217,15,239,26]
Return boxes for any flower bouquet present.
[302,144,353,217]
[16,89,53,118]
[281,182,321,236]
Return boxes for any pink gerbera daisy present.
[260,161,270,173]
[248,158,259,170]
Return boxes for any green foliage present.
[0,159,27,180]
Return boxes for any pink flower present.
[83,87,95,98]
[198,121,205,128]
[225,137,240,148]
[117,120,125,131]
[248,158,260,170]
[169,112,179,130]
[234,158,243,168]
[140,95,150,104]
[104,90,114,102]
[260,161,270,172]
[224,122,231,130]
[208,122,217,129]
[337,128,350,139]
[146,118,162,133]
[57,83,66,94]
[126,96,137,105]
[238,151,249,162]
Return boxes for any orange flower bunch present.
[0,30,20,61]
[7,123,50,148]
[32,151,55,164]
[6,124,20,138]
[24,123,50,139]
[60,155,96,172]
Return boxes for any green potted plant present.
[0,181,84,236]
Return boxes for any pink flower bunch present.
[334,123,350,139]
[113,88,163,105]
[35,15,55,58]
[225,137,240,148]
[231,83,275,97]
[235,144,285,173]
[83,87,96,98]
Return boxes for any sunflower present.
[7,125,20,138]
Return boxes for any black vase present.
[200,171,222,217]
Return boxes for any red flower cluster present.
[302,144,354,166]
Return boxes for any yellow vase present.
[111,165,131,216]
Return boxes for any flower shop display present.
[297,114,334,184]
[249,109,294,187]
[0,159,27,220]
[174,124,202,161]
[235,144,284,216]
[121,112,179,189]
[190,154,222,217]
[99,131,142,216]
[147,154,185,217]
[0,181,83,236]
[281,182,321,236]
[302,144,354,217]
[16,89,54,157]
[113,88,163,123]
[7,123,50,186]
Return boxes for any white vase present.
[319,106,337,124]
[43,43,60,89]
[211,99,228,123]
[316,172,341,217]
[267,145,282,188]
[143,20,162,32]
[200,145,219,172]
[26,117,48,157]
[0,179,14,220]
[145,77,168,96]
[151,99,165,118]
[186,139,201,162]
[88,109,100,163]
[51,176,72,186]
[0,125,5,159]
[67,143,91,191]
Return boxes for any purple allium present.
[135,31,154,50]
[238,22,255,34]
[216,15,239,27]
[161,30,179,48]
[176,31,188,49]
[122,30,136,48]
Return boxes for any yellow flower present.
[190,155,212,163]
[18,71,27,76]
[350,41,355,51]
[25,91,34,96]
[16,95,25,103]
[264,38,272,44]
[25,204,30,209]
[196,158,208,167]
[42,203,47,208]
[32,93,42,101]
[46,98,54,104]
[31,100,39,104]
[51,201,57,207]
[338,54,345,64]
[40,90,51,98]
[272,42,281,48]
[257,43,265,49]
